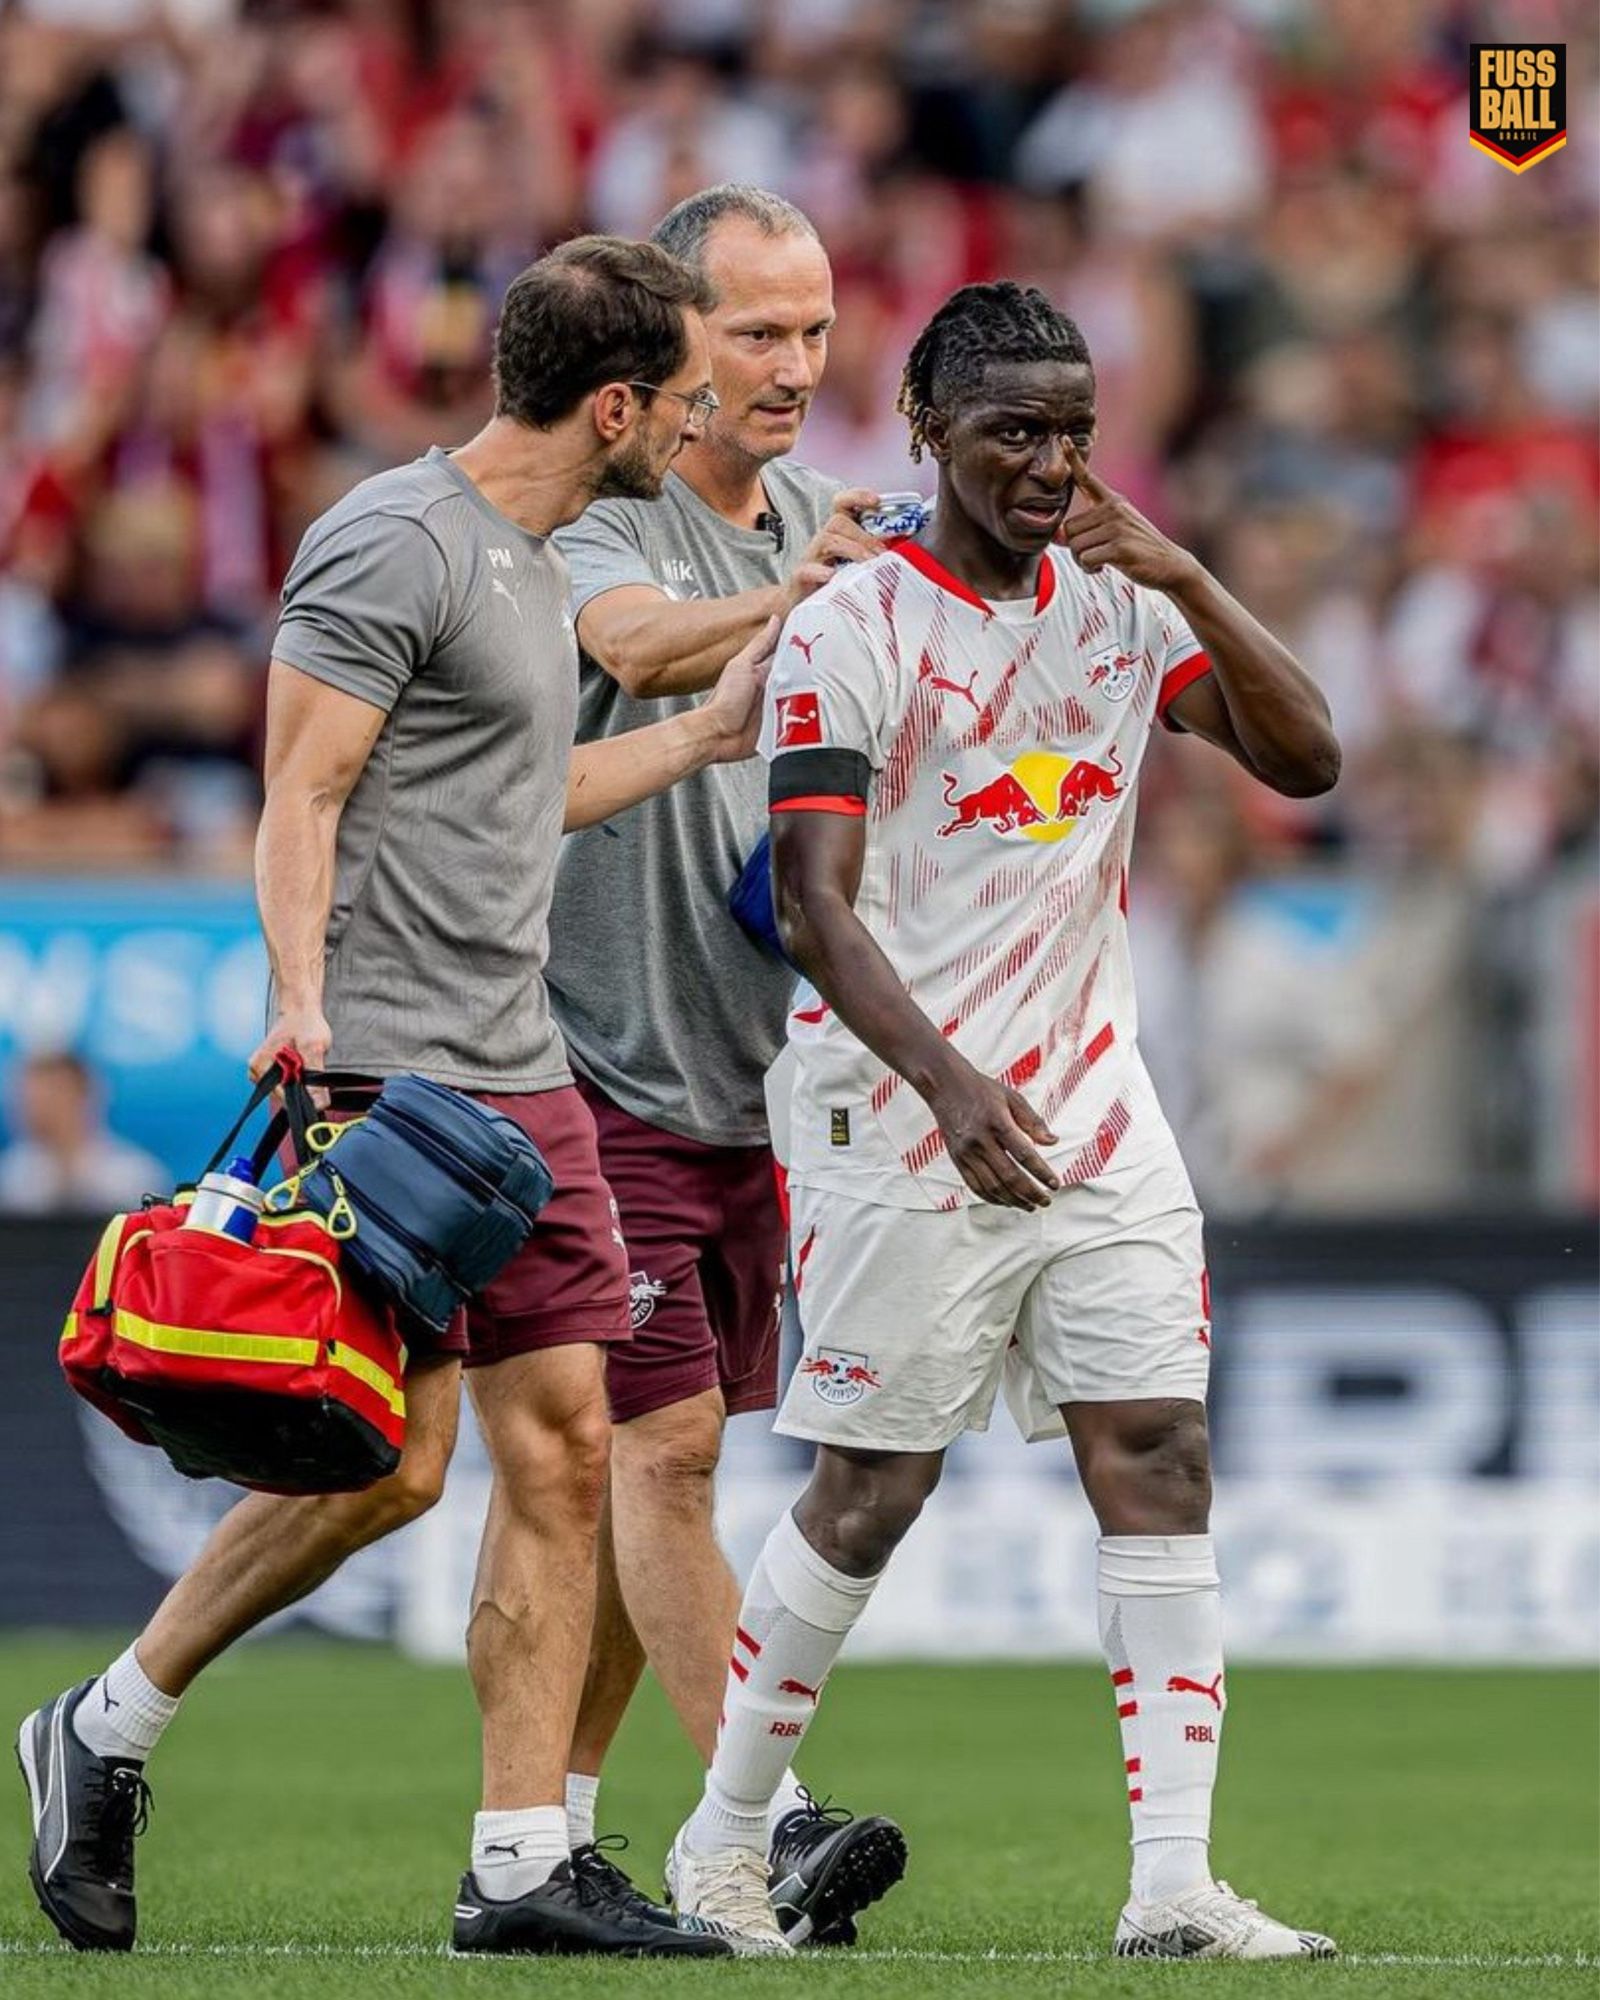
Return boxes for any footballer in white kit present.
[666,282,1343,1962]
[763,524,1214,1449]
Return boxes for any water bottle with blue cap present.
[185,1155,265,1244]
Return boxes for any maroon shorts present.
[577,1076,786,1425]
[320,1084,630,1370]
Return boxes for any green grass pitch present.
[0,1637,1593,1997]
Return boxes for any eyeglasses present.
[627,382,721,436]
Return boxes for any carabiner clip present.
[262,1174,304,1214]
[324,1170,358,1240]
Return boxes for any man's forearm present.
[1168,565,1340,793]
[581,584,789,698]
[563,711,725,831]
[782,888,958,1101]
[254,786,340,1006]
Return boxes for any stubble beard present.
[595,434,668,502]
[716,397,809,471]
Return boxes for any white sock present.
[71,1646,180,1763]
[767,1766,808,1838]
[471,1806,568,1901]
[686,1510,881,1855]
[1098,1534,1223,1905]
[565,1771,600,1850]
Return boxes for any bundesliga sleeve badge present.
[775,691,824,748]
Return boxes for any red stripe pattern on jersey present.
[763,543,1202,1206]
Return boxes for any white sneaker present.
[665,1829,794,1957]
[1114,1880,1337,1960]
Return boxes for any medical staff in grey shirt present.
[17,237,780,1964]
[547,187,909,1947]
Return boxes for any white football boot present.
[1114,1880,1337,1960]
[665,1829,794,1957]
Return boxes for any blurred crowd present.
[0,0,1595,1209]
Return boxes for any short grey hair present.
[651,184,821,276]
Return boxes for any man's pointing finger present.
[1065,436,1112,505]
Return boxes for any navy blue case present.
[299,1075,555,1332]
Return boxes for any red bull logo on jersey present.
[937,746,1125,842]
[1055,745,1124,816]
[937,770,1048,837]
[799,1347,883,1407]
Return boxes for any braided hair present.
[897,283,1092,462]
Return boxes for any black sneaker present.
[16,1679,152,1952]
[452,1856,733,1957]
[767,1794,907,1947]
[569,1836,680,1929]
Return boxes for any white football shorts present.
[777,1136,1210,1453]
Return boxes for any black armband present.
[769,747,872,815]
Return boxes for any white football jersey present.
[758,540,1212,1210]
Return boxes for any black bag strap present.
[196,1056,396,1197]
[200,1054,320,1184]
[259,1067,382,1184]
[199,1066,279,1179]
[301,1068,386,1095]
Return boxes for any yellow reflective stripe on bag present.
[112,1311,320,1370]
[63,1218,151,1342]
[92,1215,125,1309]
[88,1214,142,1312]
[327,1340,406,1419]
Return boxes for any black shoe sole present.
[453,1874,730,1961]
[774,1819,907,1948]
[453,1928,729,1960]
[15,1723,132,1955]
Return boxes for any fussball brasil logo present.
[1469,45,1566,173]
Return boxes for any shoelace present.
[686,1846,781,1933]
[1194,1882,1261,1917]
[572,1837,662,1921]
[91,1767,153,1882]
[771,1791,853,1862]
[1177,1882,1268,1943]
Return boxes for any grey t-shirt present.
[271,446,577,1092]
[548,459,839,1146]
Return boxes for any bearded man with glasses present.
[627,382,722,433]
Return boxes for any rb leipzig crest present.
[799,1348,882,1406]
[1469,45,1566,173]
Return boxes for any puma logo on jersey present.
[490,576,522,620]
[926,666,981,714]
[789,631,822,664]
